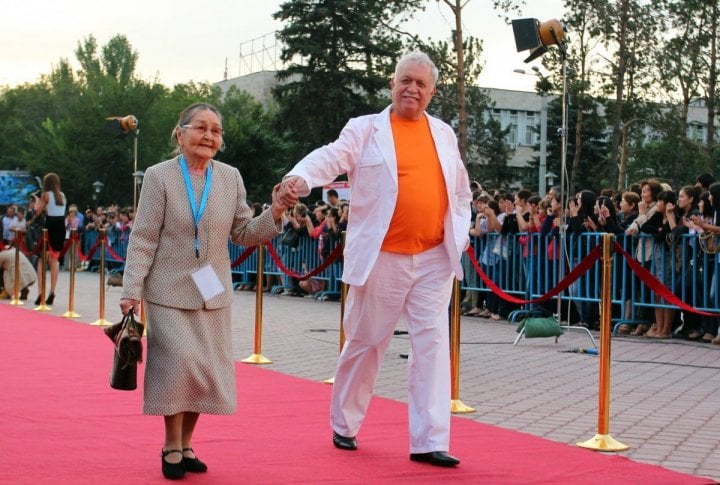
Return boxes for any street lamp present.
[514,67,548,196]
[545,171,557,188]
[132,171,144,212]
[92,180,104,207]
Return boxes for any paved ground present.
[7,269,720,482]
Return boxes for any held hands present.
[270,178,301,220]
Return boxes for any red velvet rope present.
[79,235,103,262]
[104,243,125,262]
[265,243,344,280]
[230,245,257,268]
[612,242,720,317]
[47,237,73,260]
[465,244,602,305]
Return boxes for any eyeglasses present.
[181,124,223,138]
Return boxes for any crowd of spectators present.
[460,172,720,345]
[5,174,720,345]
[0,198,136,296]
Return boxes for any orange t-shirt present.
[381,112,448,254]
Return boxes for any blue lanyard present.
[179,155,213,258]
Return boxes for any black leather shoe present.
[332,432,357,450]
[410,451,460,467]
[20,288,29,300]
[45,293,55,305]
[182,447,208,473]
[161,449,186,479]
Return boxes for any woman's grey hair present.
[394,51,439,85]
[170,102,224,156]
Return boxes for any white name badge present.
[191,264,225,301]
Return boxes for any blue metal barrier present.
[228,235,342,298]
[86,226,720,321]
[82,229,128,274]
[460,232,720,328]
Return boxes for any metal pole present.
[243,243,272,364]
[451,278,475,413]
[62,229,80,318]
[325,231,347,384]
[92,229,111,326]
[539,92,548,196]
[577,234,629,452]
[132,132,139,213]
[555,49,569,323]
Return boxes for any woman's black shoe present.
[45,293,55,305]
[34,295,41,305]
[182,448,208,473]
[161,449,186,480]
[19,288,29,300]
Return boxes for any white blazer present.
[286,106,472,286]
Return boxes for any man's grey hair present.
[394,51,439,86]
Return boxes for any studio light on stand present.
[104,115,140,211]
[512,18,569,328]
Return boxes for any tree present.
[473,116,514,189]
[436,0,524,163]
[218,87,296,204]
[272,0,424,159]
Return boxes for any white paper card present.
[191,264,225,301]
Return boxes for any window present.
[524,112,537,146]
[506,111,518,146]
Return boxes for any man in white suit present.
[282,51,472,467]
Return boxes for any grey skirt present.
[142,303,237,415]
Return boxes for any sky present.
[1,0,565,92]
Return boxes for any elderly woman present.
[119,102,296,480]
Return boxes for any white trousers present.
[330,244,454,453]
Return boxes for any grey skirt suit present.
[121,157,280,415]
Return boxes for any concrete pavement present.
[6,268,720,482]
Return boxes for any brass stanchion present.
[91,229,111,326]
[577,234,629,452]
[34,229,51,311]
[324,232,347,384]
[323,277,348,385]
[243,243,272,364]
[451,278,475,413]
[9,228,24,306]
[62,229,81,318]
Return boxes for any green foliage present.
[216,87,296,204]
[272,0,424,157]
[0,34,276,210]
[471,116,515,190]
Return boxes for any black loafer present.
[182,448,207,473]
[161,449,186,479]
[332,432,357,450]
[410,451,460,467]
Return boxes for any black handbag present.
[104,311,145,391]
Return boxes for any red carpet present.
[0,304,710,484]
